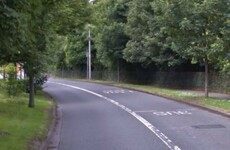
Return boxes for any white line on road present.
[135,109,195,116]
[134,110,157,113]
[152,110,192,116]
[50,81,182,150]
[135,108,196,113]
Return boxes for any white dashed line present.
[50,81,182,150]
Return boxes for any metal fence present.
[51,70,230,93]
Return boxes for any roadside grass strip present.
[73,80,230,111]
[0,91,53,150]
[115,83,230,111]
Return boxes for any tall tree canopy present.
[93,0,130,68]
[1,0,230,100]
[152,0,230,97]
[47,0,92,71]
[124,0,182,67]
[0,0,92,107]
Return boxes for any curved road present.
[43,78,230,150]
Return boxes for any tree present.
[21,0,52,107]
[93,0,130,69]
[124,0,181,68]
[0,0,27,65]
[64,32,88,70]
[152,0,230,97]
[0,0,95,107]
[1,0,64,107]
[50,0,91,35]
[46,0,92,71]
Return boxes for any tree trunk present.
[3,67,6,80]
[204,57,209,98]
[28,74,35,108]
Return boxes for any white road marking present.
[103,89,128,94]
[134,110,157,113]
[103,89,134,94]
[135,109,195,115]
[153,110,192,116]
[50,81,182,150]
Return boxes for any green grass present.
[0,91,53,150]
[202,98,230,110]
[76,79,230,111]
[72,79,230,111]
[114,83,230,111]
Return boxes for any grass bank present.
[73,79,230,112]
[0,91,53,150]
[115,83,230,112]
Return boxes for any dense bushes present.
[0,64,24,97]
[0,64,48,97]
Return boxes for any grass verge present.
[73,79,230,112]
[0,91,53,150]
[114,83,230,112]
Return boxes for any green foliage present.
[0,64,24,97]
[64,32,88,70]
[124,0,155,65]
[0,0,63,106]
[152,0,230,64]
[95,22,128,67]
[123,0,182,67]
[0,0,25,64]
[44,0,93,71]
[5,63,15,80]
[93,0,130,69]
[1,0,230,94]
[49,0,91,35]
[151,0,230,96]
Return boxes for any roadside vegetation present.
[115,83,230,112]
[0,1,229,148]
[0,89,53,150]
[1,0,230,100]
[0,64,53,150]
[0,1,229,149]
[45,0,230,100]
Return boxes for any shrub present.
[1,63,25,97]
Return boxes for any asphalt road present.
[43,78,230,150]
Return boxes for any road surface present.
[43,78,230,150]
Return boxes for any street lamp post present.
[87,0,95,80]
[88,27,91,80]
[86,51,89,79]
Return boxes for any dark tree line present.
[90,0,229,97]
[1,0,230,98]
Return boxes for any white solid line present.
[50,81,182,150]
